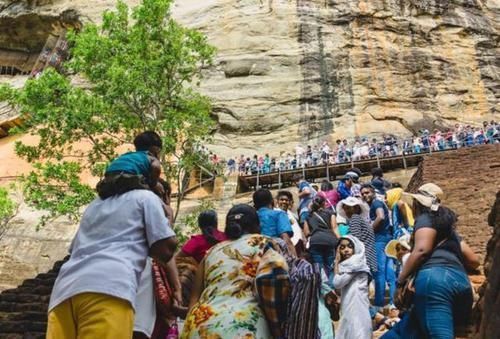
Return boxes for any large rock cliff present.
[474,191,500,339]
[0,0,498,156]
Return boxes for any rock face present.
[474,191,500,339]
[0,0,499,156]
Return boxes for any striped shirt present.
[348,214,377,273]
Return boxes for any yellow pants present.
[46,292,134,339]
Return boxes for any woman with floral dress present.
[181,204,275,339]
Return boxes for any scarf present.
[338,235,371,275]
[386,188,415,226]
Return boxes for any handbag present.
[255,244,290,338]
[325,291,340,321]
[152,259,173,316]
[394,276,415,311]
[395,236,449,311]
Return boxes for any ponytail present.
[198,210,220,245]
[225,216,244,240]
[224,204,260,240]
[202,226,219,245]
[311,196,326,213]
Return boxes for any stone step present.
[0,301,47,313]
[0,319,46,333]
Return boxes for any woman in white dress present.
[333,235,372,339]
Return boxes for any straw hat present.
[337,197,370,220]
[403,183,444,211]
[385,233,411,260]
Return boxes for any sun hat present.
[403,183,444,211]
[336,197,370,220]
[385,233,411,260]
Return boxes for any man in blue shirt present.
[337,172,358,200]
[361,183,396,308]
[253,189,296,256]
[293,175,316,225]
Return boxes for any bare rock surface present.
[474,191,500,339]
[0,0,498,157]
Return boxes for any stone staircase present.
[0,257,68,338]
[214,175,240,221]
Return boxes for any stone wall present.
[407,144,500,260]
[0,205,77,291]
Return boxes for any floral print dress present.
[181,234,272,339]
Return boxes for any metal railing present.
[238,142,499,191]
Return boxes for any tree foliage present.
[0,186,20,238]
[0,0,216,226]
[175,199,215,246]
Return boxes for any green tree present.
[0,186,20,239]
[0,0,216,226]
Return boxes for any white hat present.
[403,183,444,211]
[336,197,370,220]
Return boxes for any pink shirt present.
[181,230,227,263]
[318,190,340,209]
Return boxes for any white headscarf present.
[338,235,371,275]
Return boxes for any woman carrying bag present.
[382,183,479,339]
[304,196,340,281]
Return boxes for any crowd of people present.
[220,121,500,175]
[45,129,482,339]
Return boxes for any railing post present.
[402,152,407,169]
[278,168,282,189]
[326,163,330,181]
[302,166,306,180]
[376,151,381,168]
[256,169,260,191]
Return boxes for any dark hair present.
[371,167,383,177]
[349,167,363,177]
[198,210,219,245]
[277,190,293,202]
[253,189,273,209]
[361,183,375,192]
[337,237,355,249]
[156,178,172,202]
[292,174,303,183]
[311,196,326,213]
[413,201,458,231]
[320,179,333,192]
[225,204,260,240]
[134,131,162,151]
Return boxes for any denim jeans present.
[309,244,335,283]
[374,241,396,306]
[382,266,473,339]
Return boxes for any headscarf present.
[386,188,415,226]
[338,235,371,275]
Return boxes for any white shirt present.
[48,190,175,312]
[275,208,305,246]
